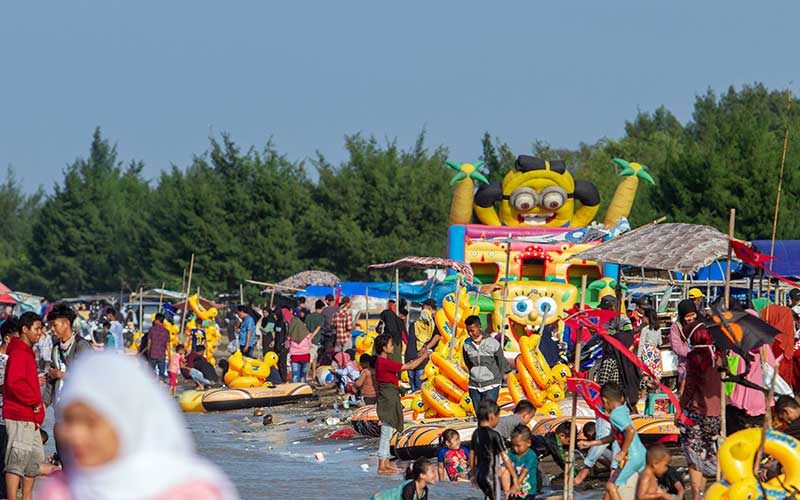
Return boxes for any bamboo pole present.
[564,275,588,500]
[718,209,735,481]
[178,254,195,343]
[157,282,165,310]
[448,277,463,359]
[365,286,370,332]
[239,283,244,304]
[137,287,144,353]
[499,234,513,356]
[395,268,400,315]
[764,89,792,312]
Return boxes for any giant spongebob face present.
[474,155,600,228]
[491,280,578,351]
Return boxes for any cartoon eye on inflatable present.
[533,296,557,317]
[509,187,538,212]
[540,186,567,211]
[512,296,534,317]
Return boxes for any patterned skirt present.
[678,410,720,477]
[639,344,662,391]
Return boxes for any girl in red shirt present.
[373,334,429,475]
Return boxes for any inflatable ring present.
[432,374,465,403]
[707,428,800,500]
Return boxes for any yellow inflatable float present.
[707,428,800,500]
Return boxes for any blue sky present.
[1,1,797,193]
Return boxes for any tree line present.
[2,83,799,300]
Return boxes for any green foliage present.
[4,84,800,298]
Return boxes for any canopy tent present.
[368,256,475,284]
[570,223,732,273]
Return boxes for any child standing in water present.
[470,400,519,500]
[371,458,437,500]
[501,425,538,500]
[374,334,430,475]
[636,444,672,500]
[437,428,470,481]
[168,345,185,396]
[601,382,646,500]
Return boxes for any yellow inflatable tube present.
[430,352,469,391]
[707,428,800,500]
[518,335,552,389]
[514,359,547,407]
[421,382,466,418]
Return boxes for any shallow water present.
[186,403,603,500]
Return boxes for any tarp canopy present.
[297,282,393,299]
[368,257,474,284]
[570,223,731,273]
[751,240,800,279]
[275,271,339,291]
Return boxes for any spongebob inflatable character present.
[491,280,578,352]
[473,155,600,228]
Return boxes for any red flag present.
[731,239,800,288]
[572,310,693,425]
[566,376,609,422]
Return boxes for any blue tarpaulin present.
[752,240,800,279]
[297,280,479,305]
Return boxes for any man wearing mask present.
[44,303,92,407]
[405,299,440,391]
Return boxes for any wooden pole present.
[718,209,735,481]
[723,209,736,309]
[448,277,463,359]
[178,254,195,343]
[564,275,588,500]
[138,286,144,352]
[499,234,513,356]
[395,268,400,314]
[240,283,244,304]
[365,286,370,332]
[764,89,792,314]
[157,281,165,310]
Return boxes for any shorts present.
[610,470,639,500]
[309,343,319,364]
[5,419,43,478]
[169,371,178,387]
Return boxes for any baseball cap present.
[636,296,653,309]
[688,288,705,299]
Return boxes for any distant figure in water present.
[40,352,239,500]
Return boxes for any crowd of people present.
[3,285,800,499]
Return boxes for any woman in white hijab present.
[39,352,239,500]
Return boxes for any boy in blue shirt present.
[600,382,646,500]
[500,424,538,500]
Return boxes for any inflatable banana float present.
[179,383,315,412]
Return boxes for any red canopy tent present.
[0,282,17,305]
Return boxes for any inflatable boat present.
[179,383,316,412]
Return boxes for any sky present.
[1,1,798,193]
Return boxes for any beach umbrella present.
[704,302,780,356]
[274,270,340,291]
